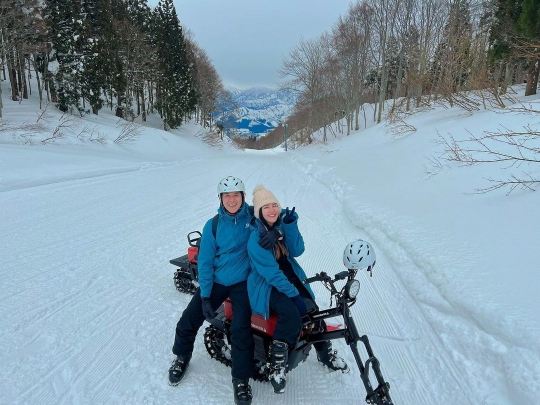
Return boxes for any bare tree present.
[408,0,448,107]
[189,40,224,129]
[114,120,142,144]
[435,106,540,194]
[280,35,329,142]
[1,0,23,104]
[331,1,373,132]
[366,0,403,123]
[114,18,158,120]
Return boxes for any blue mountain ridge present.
[215,87,297,137]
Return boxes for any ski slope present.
[0,152,508,405]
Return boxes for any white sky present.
[2,82,540,404]
[149,0,353,89]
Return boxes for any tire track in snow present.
[286,154,475,404]
[18,305,137,404]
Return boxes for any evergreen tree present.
[430,0,473,98]
[385,36,403,98]
[517,0,540,94]
[153,0,195,129]
[518,0,540,38]
[117,0,157,120]
[127,0,152,28]
[401,25,421,106]
[45,0,86,112]
[80,0,116,114]
[490,0,539,95]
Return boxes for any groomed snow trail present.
[1,152,477,404]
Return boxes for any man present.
[169,176,255,405]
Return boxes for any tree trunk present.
[8,58,19,101]
[503,61,513,91]
[148,81,154,113]
[43,52,50,102]
[141,88,146,122]
[525,59,539,96]
[136,87,141,116]
[27,57,32,96]
[362,104,367,128]
[34,59,43,109]
[49,73,58,102]
[17,52,28,99]
[373,90,377,122]
[116,91,124,118]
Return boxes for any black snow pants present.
[172,281,255,380]
[270,284,328,352]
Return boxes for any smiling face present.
[221,191,243,215]
[261,202,280,226]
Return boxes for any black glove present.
[291,295,307,316]
[283,207,296,224]
[258,228,282,250]
[201,297,216,320]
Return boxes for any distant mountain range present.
[216,87,298,137]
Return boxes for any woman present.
[247,185,348,394]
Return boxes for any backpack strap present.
[212,214,219,238]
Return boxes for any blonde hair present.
[274,240,288,260]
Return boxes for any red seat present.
[223,299,342,337]
[224,298,278,336]
[188,246,198,263]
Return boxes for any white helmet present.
[343,240,376,272]
[217,176,245,197]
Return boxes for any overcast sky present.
[149,0,353,90]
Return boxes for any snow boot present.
[316,341,349,373]
[232,378,253,405]
[268,340,288,393]
[168,355,191,386]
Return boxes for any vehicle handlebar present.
[304,270,350,285]
[304,272,329,285]
[334,271,349,281]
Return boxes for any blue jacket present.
[198,203,253,298]
[247,210,315,319]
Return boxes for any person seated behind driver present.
[246,185,348,394]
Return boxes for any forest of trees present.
[1,0,539,143]
[0,0,227,129]
[239,0,540,150]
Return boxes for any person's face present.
[221,192,243,214]
[261,203,280,225]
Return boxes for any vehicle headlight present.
[345,279,360,299]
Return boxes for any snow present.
[1,83,540,405]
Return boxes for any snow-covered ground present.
[1,85,539,405]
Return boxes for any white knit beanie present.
[252,185,281,219]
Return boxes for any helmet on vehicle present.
[343,239,376,272]
[217,176,245,197]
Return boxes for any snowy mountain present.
[218,87,297,136]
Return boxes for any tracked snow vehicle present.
[169,231,201,294]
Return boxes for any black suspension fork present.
[341,302,394,405]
